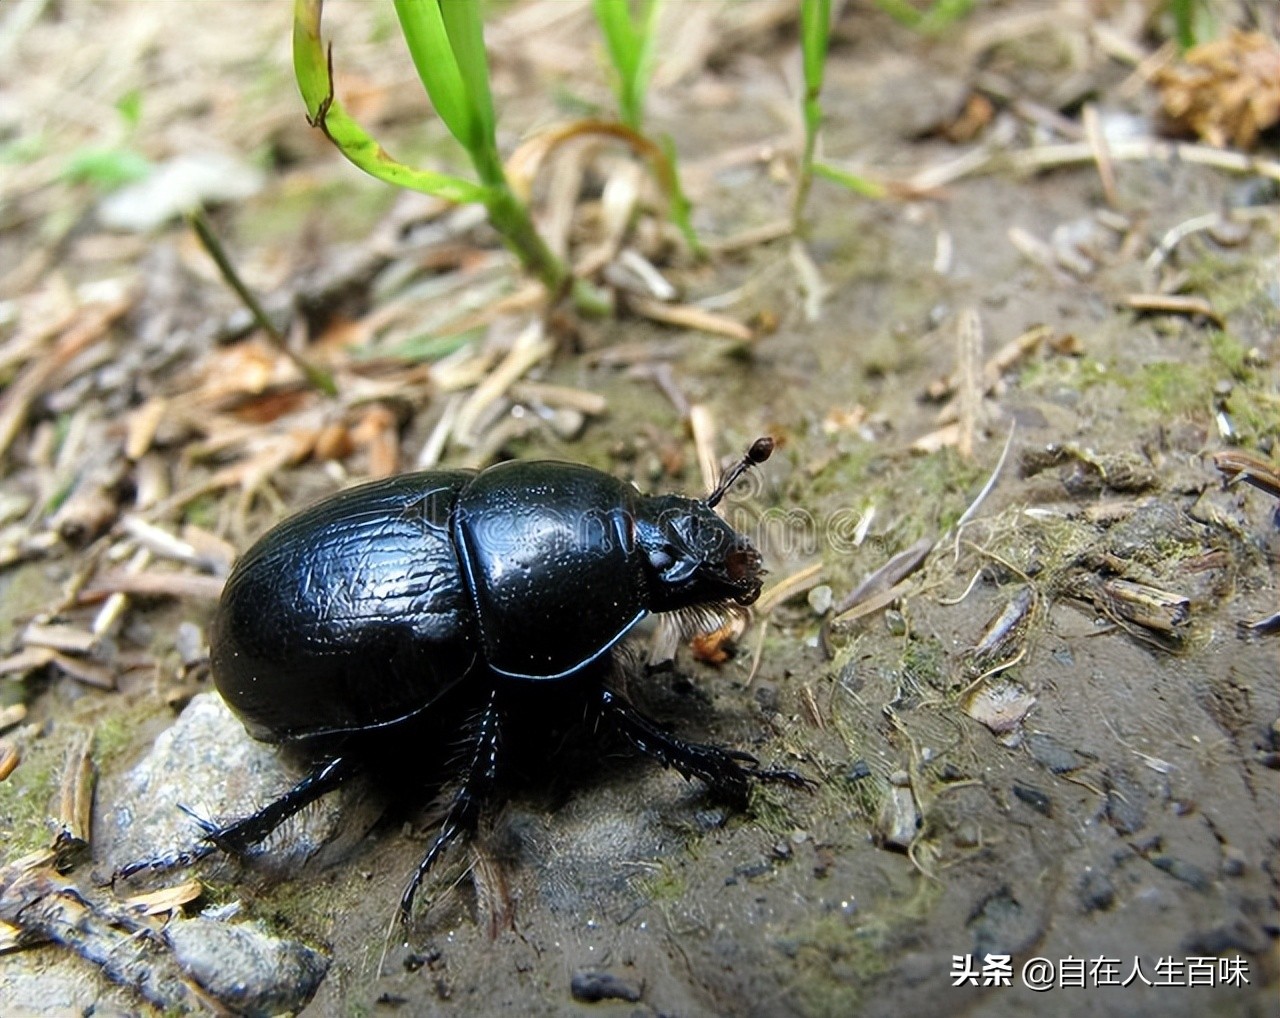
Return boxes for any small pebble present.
[807,585,833,616]
[569,970,641,1004]
[1077,868,1115,912]
[1013,782,1052,817]
[846,759,872,782]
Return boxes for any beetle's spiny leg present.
[191,754,358,854]
[596,688,754,807]
[114,842,217,881]
[742,765,816,790]
[399,695,503,924]
[113,755,357,883]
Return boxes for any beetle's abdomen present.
[454,461,649,679]
[212,471,479,743]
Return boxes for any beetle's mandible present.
[123,437,800,920]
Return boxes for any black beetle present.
[124,438,798,919]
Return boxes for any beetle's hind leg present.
[399,694,503,923]
[116,755,359,881]
[596,688,810,807]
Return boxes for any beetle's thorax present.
[633,494,763,613]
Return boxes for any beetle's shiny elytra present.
[134,439,798,921]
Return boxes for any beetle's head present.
[636,496,763,612]
[635,437,775,613]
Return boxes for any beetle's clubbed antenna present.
[706,436,775,509]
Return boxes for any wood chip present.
[689,404,718,496]
[49,652,115,690]
[0,743,19,782]
[1123,293,1222,325]
[627,295,753,341]
[123,879,204,917]
[0,646,56,678]
[453,322,553,445]
[912,422,960,453]
[1213,449,1280,499]
[1082,102,1118,208]
[0,704,28,733]
[22,623,96,655]
[0,294,133,460]
[510,381,608,416]
[125,397,169,461]
[79,570,226,602]
[57,734,96,853]
[755,562,826,616]
[956,308,983,461]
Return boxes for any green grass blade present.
[812,161,887,198]
[392,0,474,149]
[794,0,831,229]
[874,0,973,34]
[1169,0,1196,51]
[294,0,489,204]
[438,0,496,148]
[801,0,830,96]
[594,0,659,129]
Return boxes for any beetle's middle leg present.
[596,688,812,803]
[116,754,359,881]
[595,688,779,807]
[399,693,504,923]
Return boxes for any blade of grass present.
[438,0,497,155]
[594,0,660,130]
[391,0,475,150]
[1169,0,1197,51]
[188,210,337,397]
[874,0,973,34]
[812,161,887,198]
[794,0,831,230]
[293,0,489,204]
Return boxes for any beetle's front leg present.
[115,755,359,881]
[595,688,763,806]
[399,693,504,923]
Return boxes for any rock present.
[1077,868,1115,912]
[166,916,329,1016]
[1025,732,1091,774]
[569,969,642,1003]
[103,693,379,881]
[1012,782,1052,817]
[1104,768,1147,836]
[875,785,920,851]
[807,585,833,616]
[965,681,1036,734]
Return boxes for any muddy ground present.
[1,2,1277,1016]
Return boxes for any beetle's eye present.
[725,547,755,582]
[649,547,675,572]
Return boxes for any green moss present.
[785,874,943,1016]
[787,913,891,1016]
[636,859,687,902]
[182,492,221,530]
[899,633,949,693]
[1207,331,1253,381]
[1133,361,1212,416]
[749,782,800,837]
[92,706,157,768]
[0,739,63,859]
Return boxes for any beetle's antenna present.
[706,436,774,508]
